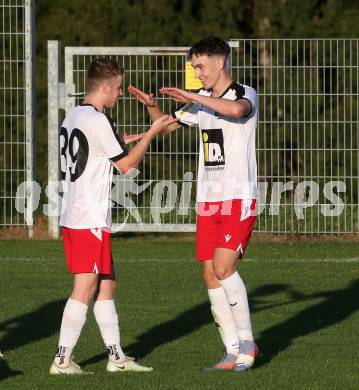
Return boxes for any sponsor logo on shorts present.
[225,234,232,242]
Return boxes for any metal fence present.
[48,39,359,236]
[48,44,199,236]
[0,0,35,236]
[231,39,359,234]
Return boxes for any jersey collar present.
[79,103,99,111]
[210,81,237,99]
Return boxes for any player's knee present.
[212,263,234,280]
[72,276,99,303]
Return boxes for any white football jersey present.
[59,104,127,228]
[174,82,258,202]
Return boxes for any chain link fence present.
[0,0,35,236]
[231,39,359,234]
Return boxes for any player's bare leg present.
[71,273,100,304]
[94,268,152,372]
[202,260,239,371]
[50,273,99,375]
[212,248,258,372]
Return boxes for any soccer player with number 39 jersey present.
[50,58,177,374]
[128,36,259,372]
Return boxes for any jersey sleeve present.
[97,114,128,162]
[173,101,201,127]
[237,85,258,117]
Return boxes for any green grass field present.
[0,237,359,389]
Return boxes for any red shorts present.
[196,199,256,261]
[62,227,113,274]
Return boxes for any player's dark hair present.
[87,58,124,92]
[189,36,230,60]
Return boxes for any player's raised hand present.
[122,132,145,144]
[128,85,156,107]
[160,87,193,103]
[150,115,179,134]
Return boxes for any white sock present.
[55,298,88,366]
[93,299,126,362]
[219,272,254,341]
[208,287,239,355]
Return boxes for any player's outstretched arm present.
[122,133,145,144]
[128,85,181,134]
[160,87,252,118]
[114,115,179,174]
[128,85,163,120]
[159,87,193,103]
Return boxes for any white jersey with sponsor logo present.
[174,82,258,202]
[59,104,127,228]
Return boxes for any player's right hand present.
[128,85,156,107]
[150,115,179,134]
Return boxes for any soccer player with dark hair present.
[128,36,259,372]
[50,58,177,374]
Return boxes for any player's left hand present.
[160,87,193,103]
[122,133,145,144]
[149,115,179,134]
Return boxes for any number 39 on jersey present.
[60,127,89,182]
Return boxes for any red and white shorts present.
[196,199,256,261]
[62,227,113,274]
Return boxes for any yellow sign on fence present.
[185,61,203,90]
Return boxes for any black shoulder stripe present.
[218,81,238,98]
[232,83,245,100]
[104,113,127,151]
[232,84,253,116]
[104,113,117,131]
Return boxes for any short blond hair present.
[86,58,124,92]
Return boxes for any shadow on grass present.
[79,283,300,367]
[4,280,357,373]
[80,301,212,367]
[255,279,359,368]
[0,357,23,382]
[0,299,66,380]
[81,280,359,368]
[0,299,66,353]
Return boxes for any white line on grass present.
[243,257,359,263]
[1,257,359,263]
